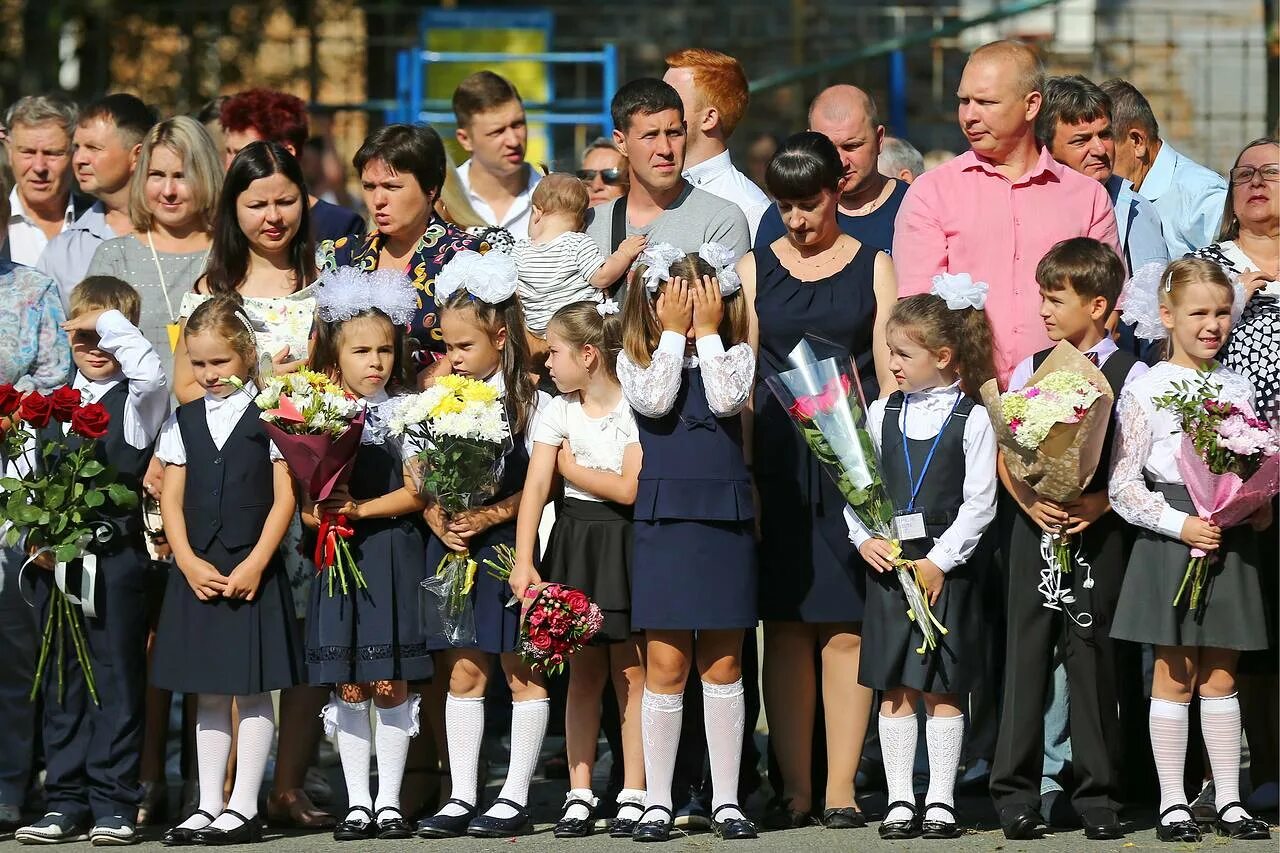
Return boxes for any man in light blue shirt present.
[1102,79,1227,257]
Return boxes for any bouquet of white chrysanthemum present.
[388,375,512,645]
[997,370,1103,450]
[255,369,361,438]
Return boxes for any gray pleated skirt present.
[1111,483,1269,650]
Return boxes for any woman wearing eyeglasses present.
[578,138,629,207]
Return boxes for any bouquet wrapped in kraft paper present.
[980,341,1114,613]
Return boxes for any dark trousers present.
[990,513,1125,815]
[36,545,149,823]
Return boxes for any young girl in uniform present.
[153,296,303,845]
[614,242,758,842]
[416,250,552,839]
[845,282,999,840]
[303,273,429,841]
[512,299,647,838]
[1109,258,1272,843]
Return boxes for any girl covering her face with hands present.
[613,243,760,842]
[151,295,303,845]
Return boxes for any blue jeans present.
[0,545,40,806]
[1040,659,1072,795]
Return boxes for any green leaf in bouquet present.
[37,511,50,526]
[15,504,42,524]
[107,483,138,509]
[0,477,23,491]
[50,514,67,535]
[78,460,105,479]
[83,490,105,508]
[72,482,84,500]
[3,527,19,547]
[54,543,80,564]
[43,484,66,509]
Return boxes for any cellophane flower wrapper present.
[764,339,945,653]
[387,376,512,645]
[0,383,143,706]
[246,372,367,597]
[980,341,1114,587]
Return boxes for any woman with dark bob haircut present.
[737,130,898,831]
[317,124,501,378]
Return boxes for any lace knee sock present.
[178,694,232,831]
[924,713,964,824]
[702,679,745,821]
[321,696,373,823]
[1201,693,1249,822]
[436,694,484,818]
[640,688,683,824]
[374,697,420,814]
[485,698,550,819]
[209,693,275,829]
[1150,698,1191,825]
[880,713,918,824]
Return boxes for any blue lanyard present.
[901,391,962,512]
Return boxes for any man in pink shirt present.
[893,40,1119,383]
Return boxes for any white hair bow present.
[930,272,989,311]
[1118,260,1248,342]
[596,298,620,317]
[636,243,685,293]
[434,249,519,305]
[698,241,741,296]
[314,266,418,326]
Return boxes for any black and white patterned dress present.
[1190,241,1278,426]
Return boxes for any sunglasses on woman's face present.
[576,168,624,185]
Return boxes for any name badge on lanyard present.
[893,392,961,542]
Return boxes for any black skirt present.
[542,497,634,643]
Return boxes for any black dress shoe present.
[1214,801,1271,840]
[373,806,413,840]
[610,802,645,838]
[1081,807,1124,840]
[554,796,596,838]
[191,809,263,846]
[999,803,1045,840]
[161,810,216,847]
[821,807,867,829]
[1155,805,1202,843]
[921,802,962,839]
[878,801,921,840]
[632,805,673,842]
[333,806,376,842]
[416,800,476,839]
[467,798,532,838]
[762,797,814,830]
[711,804,758,840]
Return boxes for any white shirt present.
[456,159,542,241]
[512,232,605,334]
[1007,336,1150,395]
[532,393,639,501]
[843,382,998,573]
[617,331,755,419]
[68,310,170,450]
[481,369,550,454]
[156,385,279,464]
[8,186,76,267]
[1108,362,1256,539]
[682,150,771,242]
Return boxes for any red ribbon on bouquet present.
[315,513,354,572]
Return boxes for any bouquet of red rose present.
[0,383,139,705]
[1154,371,1280,609]
[483,545,603,675]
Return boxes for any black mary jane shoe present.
[333,806,377,842]
[762,797,815,830]
[710,804,758,840]
[554,796,597,838]
[161,810,216,847]
[1214,801,1272,841]
[373,807,413,840]
[878,801,922,840]
[1155,805,1202,843]
[467,798,532,838]
[610,803,645,838]
[191,809,263,846]
[920,802,962,840]
[822,807,867,829]
[632,806,674,842]
[416,800,477,839]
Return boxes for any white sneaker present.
[89,818,136,846]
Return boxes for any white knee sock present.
[485,698,550,819]
[374,697,420,814]
[209,693,274,829]
[322,696,372,823]
[1150,698,1191,825]
[436,694,484,818]
[179,694,232,831]
[1201,693,1249,822]
[924,713,964,824]
[702,679,745,821]
[880,713,918,824]
[640,688,683,824]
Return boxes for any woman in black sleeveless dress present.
[740,133,898,828]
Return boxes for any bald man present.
[753,85,908,253]
[892,40,1119,382]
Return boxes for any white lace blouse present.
[616,331,754,418]
[532,393,640,502]
[1108,361,1257,538]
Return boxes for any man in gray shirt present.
[585,78,749,278]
